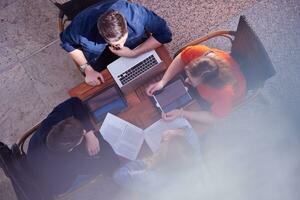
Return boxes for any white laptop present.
[107,50,166,94]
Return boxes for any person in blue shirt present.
[60,0,172,86]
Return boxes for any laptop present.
[107,50,166,94]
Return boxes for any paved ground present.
[0,0,299,199]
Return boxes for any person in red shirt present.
[146,45,246,124]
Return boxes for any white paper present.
[114,124,144,160]
[100,113,199,160]
[100,113,143,160]
[100,113,128,146]
[144,120,168,152]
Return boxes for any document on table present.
[100,113,193,160]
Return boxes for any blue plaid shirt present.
[60,0,172,66]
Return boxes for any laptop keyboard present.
[118,55,158,85]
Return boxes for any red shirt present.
[181,45,246,117]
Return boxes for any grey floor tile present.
[0,0,17,10]
[135,0,260,55]
[21,41,84,110]
[0,0,58,71]
[0,64,48,145]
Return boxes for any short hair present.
[46,117,84,153]
[97,10,128,42]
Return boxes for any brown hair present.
[97,10,128,42]
[146,130,194,171]
[46,117,84,153]
[185,53,236,88]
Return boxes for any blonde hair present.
[145,130,194,171]
[185,53,236,88]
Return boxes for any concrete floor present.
[0,0,299,199]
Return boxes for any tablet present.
[153,78,193,113]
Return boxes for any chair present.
[49,0,133,33]
[174,15,276,106]
[49,0,103,33]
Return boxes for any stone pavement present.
[0,0,299,199]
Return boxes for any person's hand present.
[146,80,165,96]
[84,130,100,156]
[162,109,183,121]
[109,46,137,58]
[84,66,104,86]
[161,129,184,142]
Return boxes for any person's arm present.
[162,109,216,125]
[109,35,162,58]
[113,160,148,188]
[60,24,104,86]
[69,50,104,86]
[83,130,100,156]
[182,110,216,125]
[133,4,172,56]
[132,35,162,56]
[68,97,100,156]
[146,54,185,95]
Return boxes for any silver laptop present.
[107,50,166,94]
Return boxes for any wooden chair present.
[174,15,276,107]
[48,0,110,33]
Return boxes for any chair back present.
[0,142,49,200]
[231,15,276,90]
[49,0,104,20]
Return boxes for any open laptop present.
[107,50,166,94]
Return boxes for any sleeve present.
[59,24,79,53]
[180,45,211,64]
[138,5,172,44]
[45,97,94,131]
[210,90,234,118]
[113,160,148,187]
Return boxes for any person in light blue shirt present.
[113,128,200,198]
[60,0,172,86]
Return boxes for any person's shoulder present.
[181,45,211,63]
[112,0,148,15]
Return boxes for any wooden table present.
[68,45,206,161]
[68,45,173,130]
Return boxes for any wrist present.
[131,49,139,57]
[79,62,90,73]
[84,130,95,139]
[160,79,166,87]
[180,108,184,118]
[84,65,94,74]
